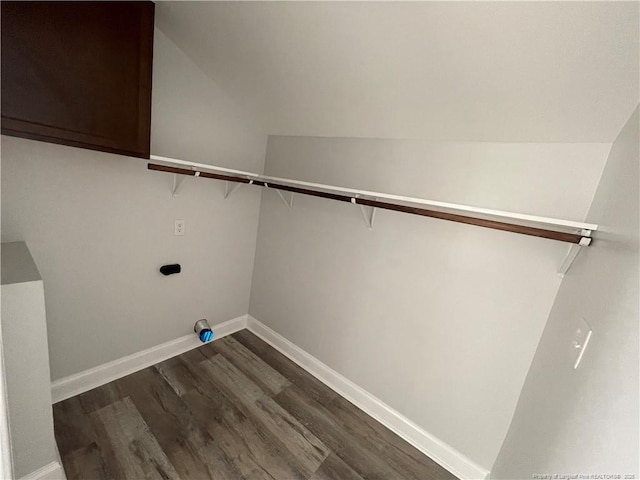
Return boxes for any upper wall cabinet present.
[1,1,154,159]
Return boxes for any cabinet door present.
[1,1,154,159]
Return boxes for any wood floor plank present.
[76,381,124,413]
[184,425,245,480]
[139,348,282,480]
[53,397,98,455]
[274,384,406,480]
[179,345,212,365]
[195,342,220,359]
[55,330,460,480]
[115,368,189,446]
[185,386,307,480]
[233,330,337,404]
[155,357,201,397]
[215,336,291,396]
[328,395,458,480]
[310,453,365,480]
[89,402,144,480]
[230,412,308,480]
[201,354,331,475]
[116,366,231,480]
[178,353,309,480]
[91,397,180,480]
[59,443,113,480]
[181,388,275,480]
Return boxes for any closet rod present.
[147,163,589,245]
[150,154,597,231]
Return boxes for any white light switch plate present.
[571,318,592,369]
[174,220,185,236]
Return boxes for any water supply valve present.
[194,319,213,343]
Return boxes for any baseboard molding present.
[50,314,489,478]
[51,315,248,404]
[54,442,67,480]
[246,315,489,480]
[19,461,65,480]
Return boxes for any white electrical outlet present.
[571,318,592,369]
[174,220,185,236]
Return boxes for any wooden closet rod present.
[148,163,589,245]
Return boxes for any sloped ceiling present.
[156,1,639,142]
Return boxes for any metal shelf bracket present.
[276,190,295,208]
[359,204,377,230]
[351,195,376,230]
[224,179,252,199]
[150,156,599,246]
[172,170,200,197]
[224,181,241,199]
[171,174,185,197]
[558,230,592,278]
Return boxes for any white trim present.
[51,315,248,404]
[49,313,488,478]
[19,461,65,480]
[150,154,597,232]
[0,320,15,480]
[246,315,490,480]
[53,444,66,480]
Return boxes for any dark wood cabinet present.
[1,1,154,158]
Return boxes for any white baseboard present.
[246,315,489,480]
[54,442,66,480]
[51,315,248,404]
[20,461,65,480]
[49,313,488,479]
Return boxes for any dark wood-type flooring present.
[54,330,458,480]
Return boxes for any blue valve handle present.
[199,329,213,343]
[194,319,213,343]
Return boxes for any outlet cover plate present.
[572,317,592,369]
[174,220,185,236]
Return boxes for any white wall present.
[249,137,610,470]
[1,242,57,478]
[491,109,639,477]
[156,1,639,143]
[0,29,267,380]
[151,30,264,169]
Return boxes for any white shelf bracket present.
[558,230,592,278]
[276,190,295,208]
[352,195,376,230]
[171,170,200,197]
[224,180,246,199]
[171,174,185,197]
[359,204,377,230]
